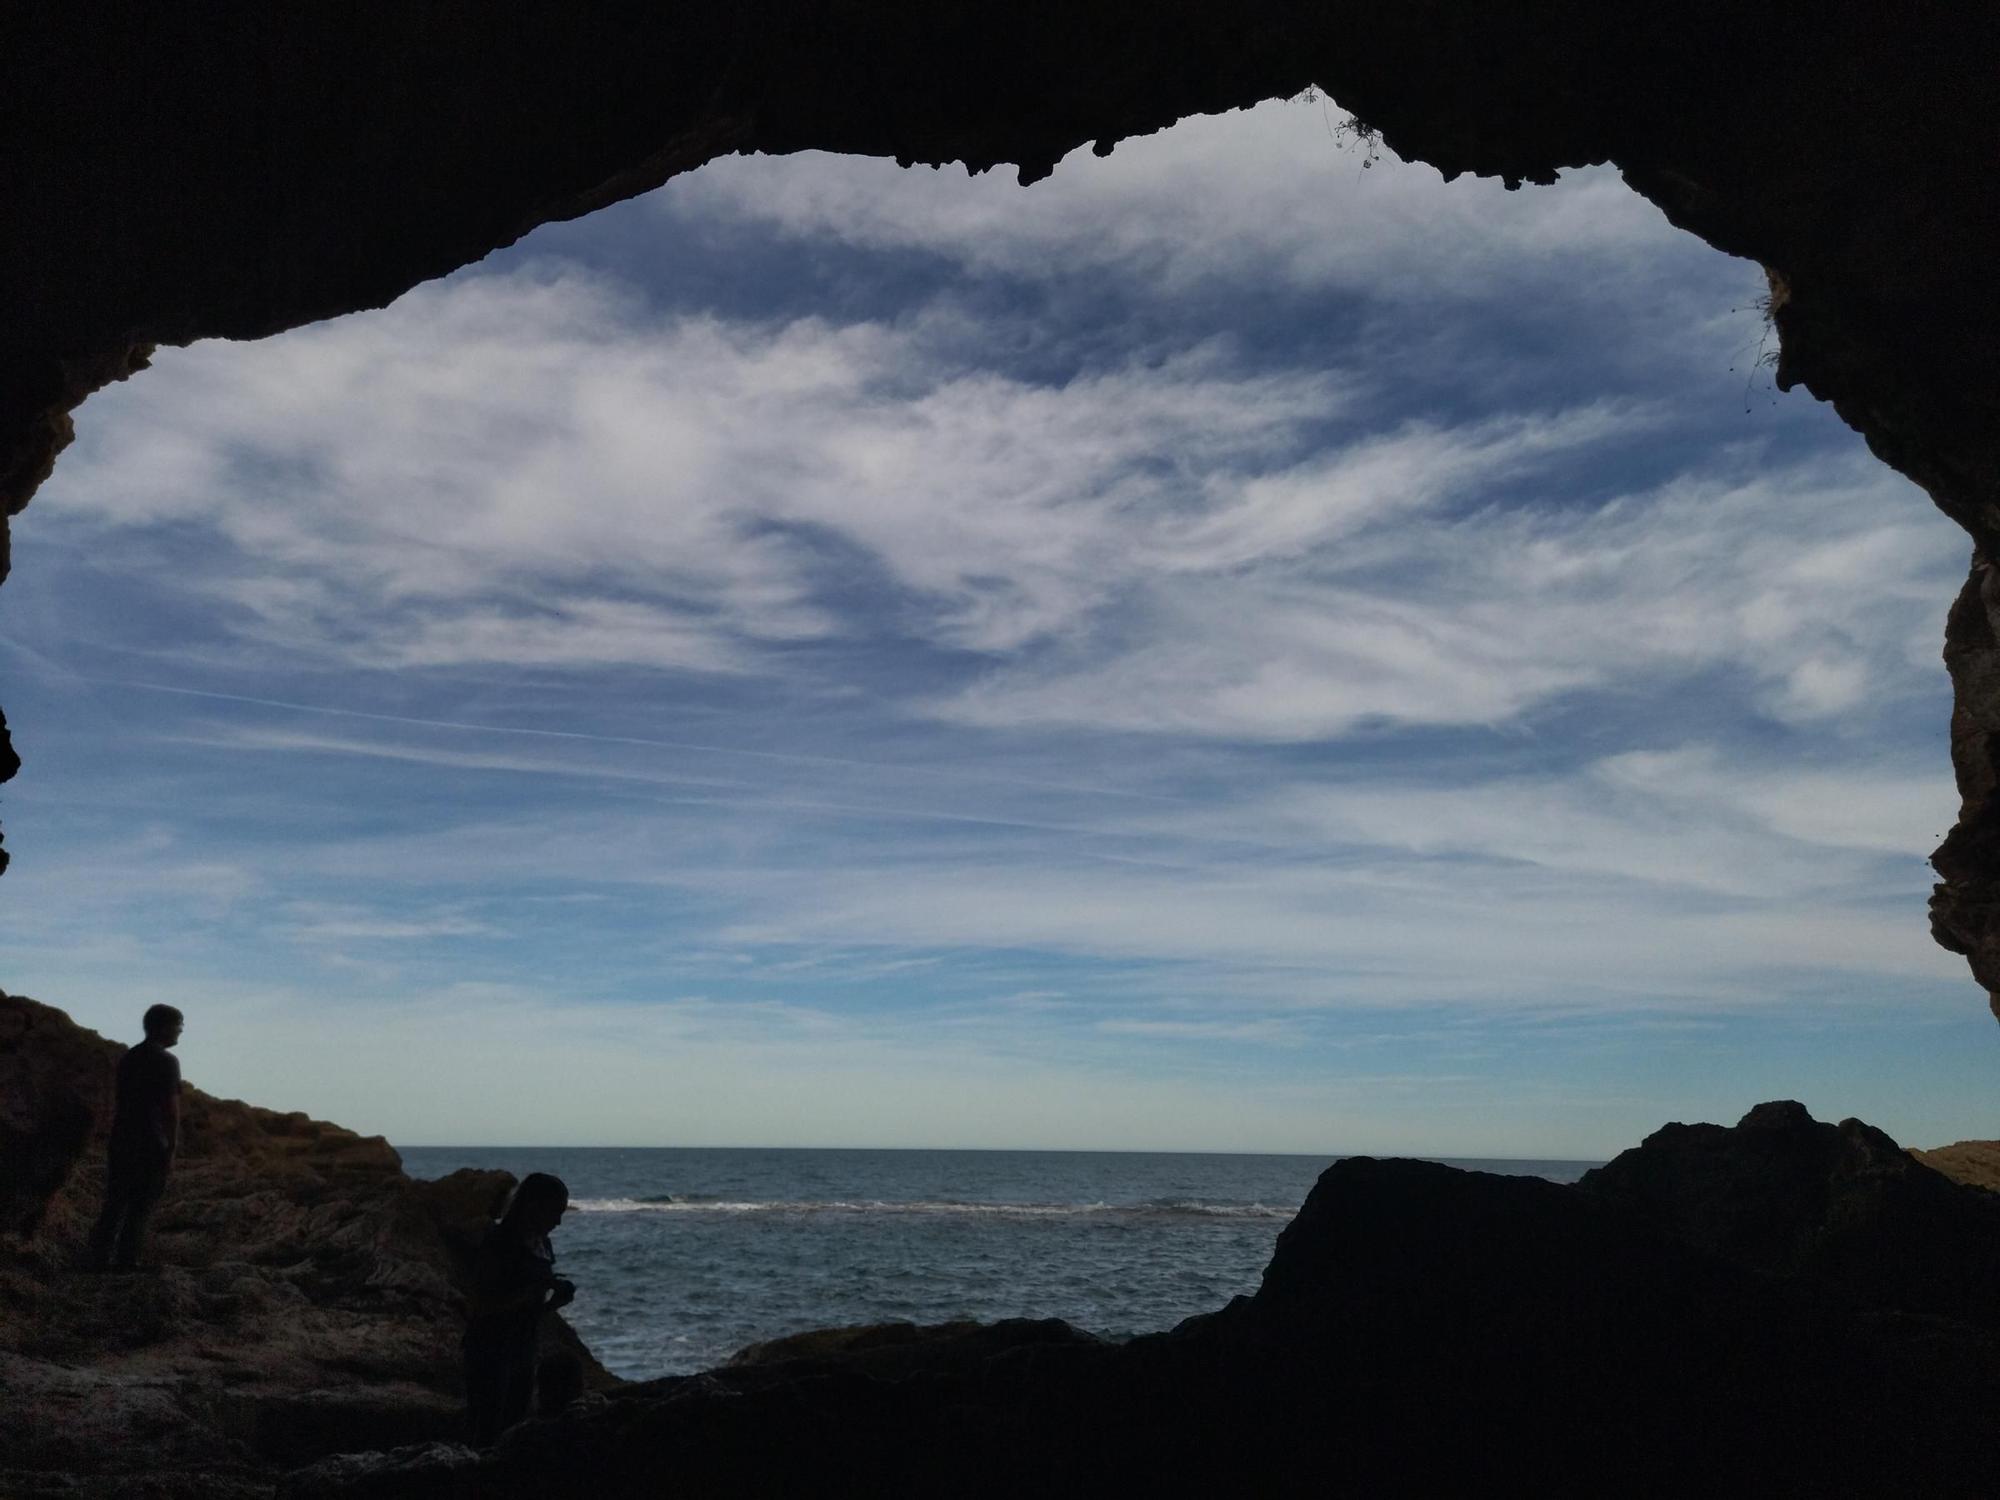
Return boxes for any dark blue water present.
[396,1146,1597,1378]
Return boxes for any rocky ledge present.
[8,990,1997,1497]
[288,1104,2000,1499]
[1913,1137,2000,1194]
[0,992,610,1499]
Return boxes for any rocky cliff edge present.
[0,990,610,1499]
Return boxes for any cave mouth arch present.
[7,91,1984,1200]
[2,9,1997,1113]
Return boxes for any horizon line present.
[392,1142,1611,1163]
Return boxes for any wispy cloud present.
[283,902,495,943]
[936,452,1960,739]
[122,680,1181,801]
[1096,1017,1304,1044]
[50,285,1349,673]
[50,270,1951,749]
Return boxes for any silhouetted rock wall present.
[1578,1099,2000,1327]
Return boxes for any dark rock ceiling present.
[3,3,1995,1013]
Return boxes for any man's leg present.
[84,1172,131,1270]
[86,1148,149,1270]
[111,1154,168,1269]
[493,1343,538,1438]
[465,1341,503,1446]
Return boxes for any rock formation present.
[8,992,1996,1495]
[0,991,610,1499]
[1913,1137,2000,1194]
[283,1100,2000,1499]
[1578,1098,2000,1327]
[0,6,1997,1009]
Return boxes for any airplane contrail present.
[95,677,1184,801]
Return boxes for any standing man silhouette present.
[86,1004,184,1271]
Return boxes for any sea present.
[396,1147,1600,1380]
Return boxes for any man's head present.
[142,1004,184,1047]
[505,1171,570,1235]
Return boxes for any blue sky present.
[2,101,1987,1155]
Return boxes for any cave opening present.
[5,11,1999,1486]
[3,98,1988,1379]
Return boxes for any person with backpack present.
[463,1171,576,1444]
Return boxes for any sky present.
[2,99,1991,1157]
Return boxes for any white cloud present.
[40,109,1950,751]
[283,904,494,943]
[935,453,1961,739]
[709,849,1960,997]
[49,280,1349,669]
[1593,747,1956,857]
[53,270,1946,747]
[670,101,1692,299]
[374,599,755,673]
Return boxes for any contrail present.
[0,633,97,685]
[173,725,1201,848]
[95,677,1183,801]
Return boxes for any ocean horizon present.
[399,1145,1602,1378]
